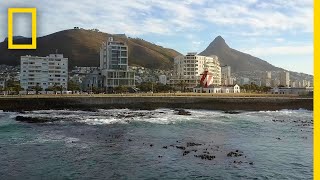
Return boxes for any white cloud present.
[0,0,313,39]
[203,1,313,33]
[275,38,285,43]
[0,0,313,74]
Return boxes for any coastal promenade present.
[0,93,313,111]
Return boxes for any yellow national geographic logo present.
[8,8,37,49]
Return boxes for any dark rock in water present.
[249,162,254,165]
[272,119,285,123]
[183,151,190,156]
[15,116,57,123]
[227,151,243,157]
[174,109,192,116]
[194,154,215,160]
[187,142,202,147]
[176,146,186,150]
[163,146,168,149]
[224,111,242,114]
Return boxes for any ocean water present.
[0,109,313,179]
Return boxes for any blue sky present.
[0,0,314,74]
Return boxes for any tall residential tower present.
[100,37,135,89]
[280,71,290,87]
[170,52,221,89]
[221,65,233,86]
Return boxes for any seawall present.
[0,96,313,112]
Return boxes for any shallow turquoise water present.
[0,109,313,179]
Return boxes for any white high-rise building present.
[170,52,221,89]
[290,81,296,88]
[100,37,135,89]
[280,71,290,87]
[300,80,311,87]
[20,54,68,91]
[262,71,272,87]
[221,65,233,86]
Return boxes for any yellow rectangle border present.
[315,0,318,179]
[8,8,37,49]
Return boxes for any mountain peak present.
[199,35,284,72]
[211,36,229,49]
[214,35,224,41]
[199,36,230,57]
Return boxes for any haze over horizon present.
[0,0,313,74]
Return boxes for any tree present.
[114,85,128,94]
[48,84,61,94]
[137,82,153,92]
[156,83,172,93]
[58,85,63,94]
[34,84,43,95]
[68,80,80,94]
[5,79,22,94]
[261,86,272,93]
[45,87,53,94]
[177,80,187,92]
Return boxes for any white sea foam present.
[81,117,128,125]
[244,109,312,118]
[11,108,312,125]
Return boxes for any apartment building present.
[100,37,135,89]
[262,71,272,87]
[170,52,221,89]
[221,65,234,86]
[20,54,68,90]
[280,71,290,87]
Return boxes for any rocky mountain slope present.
[0,29,181,70]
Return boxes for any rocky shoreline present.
[0,96,313,112]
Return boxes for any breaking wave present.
[4,108,312,126]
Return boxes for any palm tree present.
[177,80,187,92]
